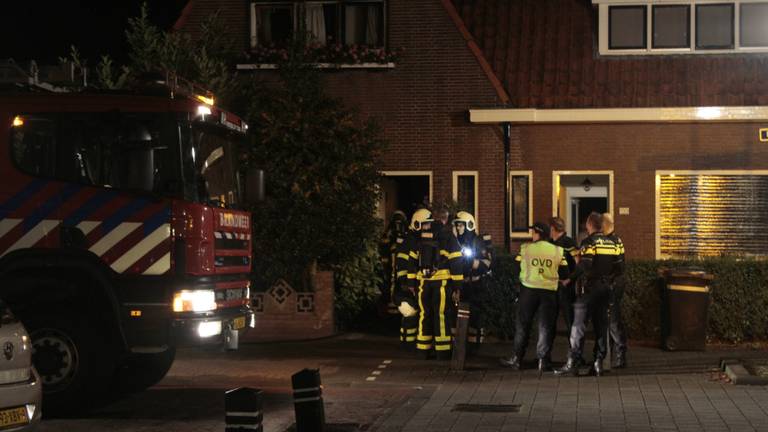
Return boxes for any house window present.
[695,4,734,50]
[653,5,689,49]
[609,6,646,49]
[452,171,478,221]
[656,171,768,258]
[740,3,768,47]
[251,4,295,48]
[250,1,385,49]
[343,2,384,46]
[596,1,768,55]
[510,171,532,238]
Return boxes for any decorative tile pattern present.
[252,293,264,313]
[296,293,315,313]
[268,279,293,305]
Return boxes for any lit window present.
[695,4,734,50]
[609,6,646,50]
[510,172,532,237]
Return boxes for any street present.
[39,333,768,432]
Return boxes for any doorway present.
[553,172,613,244]
[378,171,433,224]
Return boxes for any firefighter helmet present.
[410,208,433,231]
[453,211,476,232]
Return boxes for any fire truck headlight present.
[462,247,474,258]
[197,105,212,116]
[173,290,217,312]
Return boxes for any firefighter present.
[555,212,623,377]
[499,222,569,371]
[453,211,492,350]
[379,210,408,315]
[548,217,579,349]
[402,208,464,360]
[602,212,628,368]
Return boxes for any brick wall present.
[518,122,768,259]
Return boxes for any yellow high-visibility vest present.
[518,241,564,291]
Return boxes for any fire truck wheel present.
[26,313,117,416]
[114,347,176,393]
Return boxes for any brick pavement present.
[38,333,768,432]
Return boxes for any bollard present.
[225,387,263,432]
[292,368,325,432]
[451,302,470,371]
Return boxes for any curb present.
[720,358,768,385]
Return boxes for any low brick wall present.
[243,271,335,342]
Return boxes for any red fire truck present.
[0,76,257,413]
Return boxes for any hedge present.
[479,254,768,344]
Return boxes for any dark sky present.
[2,1,188,65]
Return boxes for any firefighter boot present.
[554,357,582,376]
[591,359,605,377]
[613,350,627,369]
[499,355,522,370]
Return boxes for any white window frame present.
[510,170,533,239]
[452,171,479,228]
[594,0,768,55]
[654,169,768,259]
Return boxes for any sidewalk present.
[372,337,768,432]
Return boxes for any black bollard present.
[451,302,470,371]
[225,387,263,432]
[292,368,325,432]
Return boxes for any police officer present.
[555,212,623,377]
[500,222,568,371]
[401,208,464,360]
[379,211,408,315]
[548,217,579,348]
[453,211,492,349]
[603,212,628,368]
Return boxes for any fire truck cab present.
[0,79,256,413]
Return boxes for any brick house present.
[176,0,768,260]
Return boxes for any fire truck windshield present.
[182,121,244,208]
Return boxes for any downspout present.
[503,122,511,252]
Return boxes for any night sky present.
[2,1,188,65]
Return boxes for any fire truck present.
[0,68,258,413]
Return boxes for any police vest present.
[519,241,563,291]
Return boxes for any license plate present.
[233,316,246,330]
[0,406,28,429]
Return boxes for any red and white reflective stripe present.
[110,224,170,273]
[4,220,60,256]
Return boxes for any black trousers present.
[609,280,628,355]
[416,279,454,353]
[462,280,485,344]
[569,281,611,361]
[555,281,576,346]
[513,285,557,360]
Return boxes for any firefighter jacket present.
[457,231,492,283]
[397,228,464,291]
[514,240,569,291]
[569,232,623,285]
[379,230,406,295]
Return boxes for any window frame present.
[608,5,648,50]
[652,4,691,49]
[452,170,479,228]
[509,170,533,239]
[595,0,768,55]
[250,0,386,50]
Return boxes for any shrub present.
[332,236,383,331]
[480,255,768,344]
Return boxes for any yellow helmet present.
[453,211,476,232]
[410,208,433,231]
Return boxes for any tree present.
[244,39,386,286]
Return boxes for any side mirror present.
[245,168,265,203]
